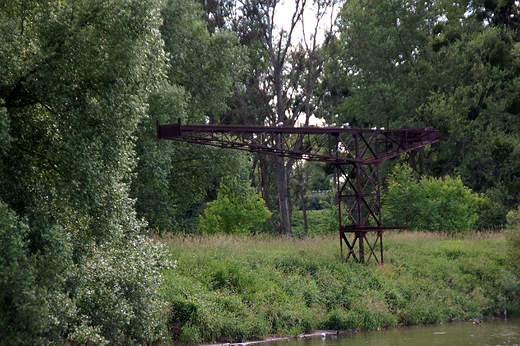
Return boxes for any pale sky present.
[274,0,337,127]
[274,0,337,45]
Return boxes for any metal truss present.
[157,118,440,264]
[157,118,439,165]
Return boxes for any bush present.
[198,176,271,234]
[0,201,75,345]
[0,199,171,345]
[292,209,338,237]
[305,194,330,210]
[506,205,520,229]
[71,235,171,345]
[473,188,507,229]
[382,164,483,233]
[322,309,357,330]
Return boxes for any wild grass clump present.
[161,232,520,344]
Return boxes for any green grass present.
[160,232,520,345]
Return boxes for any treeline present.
[1,0,519,344]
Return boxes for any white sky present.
[274,0,337,126]
[274,0,336,45]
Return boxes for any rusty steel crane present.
[157,118,440,264]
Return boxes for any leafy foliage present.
[132,83,189,234]
[71,235,171,345]
[161,0,246,121]
[0,199,170,345]
[291,208,338,238]
[199,176,271,234]
[131,0,252,235]
[382,164,483,233]
[0,0,170,343]
[506,206,520,273]
[0,200,74,345]
[323,0,520,227]
[2,0,520,343]
[0,0,166,239]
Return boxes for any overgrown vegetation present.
[162,232,520,345]
[291,209,337,237]
[0,0,172,344]
[198,175,271,235]
[2,0,520,344]
[0,201,171,345]
[506,206,520,273]
[382,164,484,233]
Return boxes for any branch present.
[13,142,64,177]
[447,136,487,155]
[293,0,338,123]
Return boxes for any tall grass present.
[160,232,520,344]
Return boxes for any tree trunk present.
[295,163,308,235]
[301,189,308,235]
[275,156,292,235]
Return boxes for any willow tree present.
[0,0,169,343]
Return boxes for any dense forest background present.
[1,0,519,344]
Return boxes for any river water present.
[266,318,520,346]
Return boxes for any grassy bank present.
[160,232,520,345]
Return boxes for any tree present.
[419,25,520,215]
[161,0,247,122]
[0,200,74,344]
[221,0,340,235]
[130,0,255,235]
[322,0,520,227]
[0,0,166,239]
[0,0,169,343]
[198,175,271,234]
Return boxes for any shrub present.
[1,197,173,345]
[506,206,520,273]
[506,205,520,229]
[71,235,171,345]
[292,209,338,237]
[0,201,171,346]
[474,188,507,229]
[305,194,330,210]
[506,230,520,272]
[179,323,201,345]
[0,201,75,346]
[198,176,271,234]
[322,309,357,330]
[382,164,483,233]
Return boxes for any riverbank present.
[160,232,520,345]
